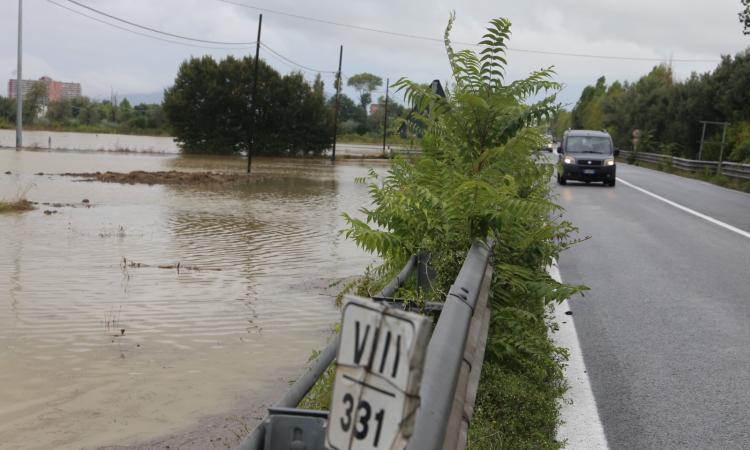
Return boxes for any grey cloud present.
[0,0,747,106]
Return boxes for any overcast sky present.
[1,0,748,107]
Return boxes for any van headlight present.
[604,158,615,166]
[563,156,576,165]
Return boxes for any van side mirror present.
[557,146,563,154]
[614,149,621,157]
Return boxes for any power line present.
[53,0,336,81]
[217,0,719,63]
[259,46,322,75]
[218,0,457,45]
[260,43,337,73]
[67,0,256,46]
[48,0,255,50]
[504,48,716,63]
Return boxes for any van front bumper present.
[561,164,616,182]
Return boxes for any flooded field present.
[0,130,180,154]
[0,149,382,449]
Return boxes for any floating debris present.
[60,170,268,186]
[122,257,221,272]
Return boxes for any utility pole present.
[331,45,343,162]
[382,77,389,155]
[698,120,730,171]
[247,14,262,174]
[16,0,23,150]
[718,122,728,175]
[111,88,117,122]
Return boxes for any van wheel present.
[608,178,616,187]
[557,174,566,185]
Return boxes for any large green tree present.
[0,96,16,123]
[569,50,750,161]
[163,55,332,155]
[741,0,750,34]
[23,81,47,125]
[327,93,367,134]
[571,76,606,130]
[346,72,382,115]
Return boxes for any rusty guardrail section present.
[619,150,750,180]
[237,241,493,450]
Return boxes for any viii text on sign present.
[326,296,431,450]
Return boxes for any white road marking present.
[548,261,609,449]
[617,177,750,240]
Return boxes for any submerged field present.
[0,149,382,449]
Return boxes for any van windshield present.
[566,136,612,154]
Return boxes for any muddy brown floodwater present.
[0,149,384,450]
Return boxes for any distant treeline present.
[552,49,750,163]
[1,56,411,154]
[0,85,168,136]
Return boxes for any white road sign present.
[326,296,431,450]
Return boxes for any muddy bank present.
[60,170,270,185]
[98,394,269,450]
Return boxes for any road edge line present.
[548,260,609,449]
[617,177,750,240]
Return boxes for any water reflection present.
[0,149,378,449]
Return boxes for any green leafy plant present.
[342,14,587,448]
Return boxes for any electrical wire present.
[218,0,456,44]
[217,0,719,63]
[260,43,337,73]
[49,0,255,50]
[51,0,338,83]
[67,0,256,46]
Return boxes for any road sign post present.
[327,296,431,450]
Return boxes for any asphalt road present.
[555,161,750,449]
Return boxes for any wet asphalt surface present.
[555,161,750,449]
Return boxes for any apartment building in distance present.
[8,76,82,103]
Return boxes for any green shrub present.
[343,14,586,447]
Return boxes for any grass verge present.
[297,358,336,411]
[468,307,568,449]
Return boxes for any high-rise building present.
[7,76,82,103]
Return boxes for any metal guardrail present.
[237,242,493,450]
[407,241,493,450]
[619,150,750,180]
[329,143,423,158]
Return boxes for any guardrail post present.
[718,123,728,175]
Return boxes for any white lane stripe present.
[549,261,609,449]
[617,177,750,240]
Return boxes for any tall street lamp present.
[16,0,23,150]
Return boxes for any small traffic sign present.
[326,296,431,450]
